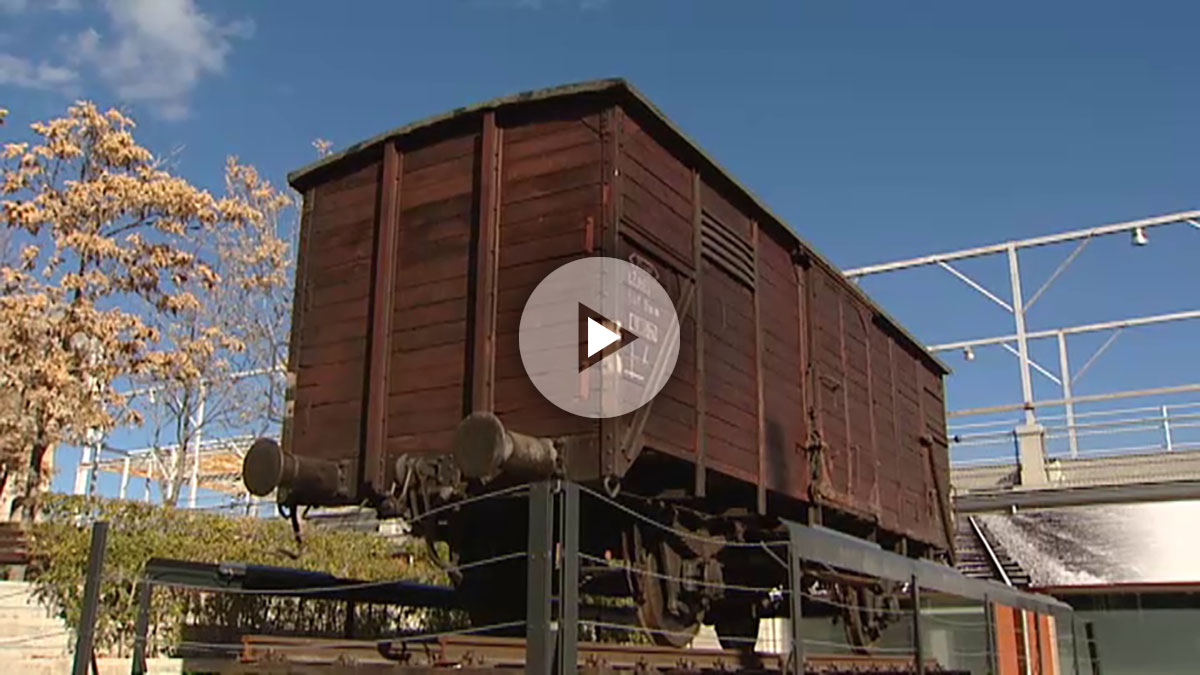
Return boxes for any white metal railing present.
[949,398,1200,466]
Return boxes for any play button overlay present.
[519,256,681,419]
[579,303,640,372]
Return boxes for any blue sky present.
[2,0,1198,498]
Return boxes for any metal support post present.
[1163,405,1174,452]
[1057,331,1079,457]
[984,595,997,675]
[132,580,153,675]
[557,481,579,674]
[187,392,206,508]
[526,481,554,675]
[1007,244,1037,426]
[1071,615,1082,675]
[72,521,109,675]
[74,443,95,496]
[1084,621,1101,675]
[910,575,924,675]
[119,457,131,499]
[788,542,805,675]
[343,600,357,638]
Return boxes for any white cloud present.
[72,0,253,120]
[0,52,78,93]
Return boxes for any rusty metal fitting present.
[242,437,354,505]
[451,412,559,481]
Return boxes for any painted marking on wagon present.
[518,257,680,419]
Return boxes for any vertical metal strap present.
[788,541,805,675]
[691,170,707,498]
[910,575,924,675]
[364,143,403,494]
[526,481,554,675]
[72,521,109,675]
[752,221,767,515]
[131,580,152,675]
[558,482,580,674]
[471,111,502,413]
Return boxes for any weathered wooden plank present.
[393,275,468,310]
[502,139,600,184]
[621,151,692,223]
[300,338,369,368]
[504,122,598,163]
[500,183,600,225]
[392,319,467,351]
[699,181,753,241]
[392,297,468,329]
[402,133,478,172]
[504,163,602,205]
[623,124,692,202]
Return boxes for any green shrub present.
[30,494,450,656]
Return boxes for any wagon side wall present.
[612,98,952,550]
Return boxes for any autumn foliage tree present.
[0,102,290,521]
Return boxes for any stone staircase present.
[0,580,184,674]
[0,580,72,666]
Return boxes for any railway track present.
[215,634,967,674]
[955,516,1030,586]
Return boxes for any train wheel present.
[623,525,701,648]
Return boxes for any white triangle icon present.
[586,317,622,358]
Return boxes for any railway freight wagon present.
[243,79,955,649]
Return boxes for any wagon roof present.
[288,78,950,375]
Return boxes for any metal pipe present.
[845,210,1200,277]
[1007,245,1036,425]
[938,261,1013,312]
[931,309,1200,352]
[120,457,131,500]
[947,383,1200,418]
[1057,332,1079,457]
[188,391,206,509]
[1163,404,1174,452]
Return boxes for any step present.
[4,658,183,675]
[0,619,72,640]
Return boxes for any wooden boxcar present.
[244,79,954,646]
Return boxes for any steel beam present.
[788,542,805,675]
[845,210,1200,278]
[72,521,109,675]
[526,481,554,675]
[954,478,1200,512]
[910,576,924,675]
[785,521,1072,617]
[930,309,1200,352]
[558,482,579,674]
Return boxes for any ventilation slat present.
[701,211,755,288]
